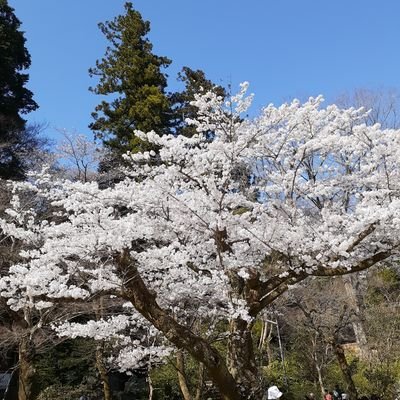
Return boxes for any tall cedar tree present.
[89,2,172,161]
[90,3,226,173]
[0,0,38,179]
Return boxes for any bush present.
[36,383,98,400]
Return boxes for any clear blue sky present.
[8,0,400,141]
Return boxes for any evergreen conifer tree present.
[89,2,172,162]
[0,0,38,179]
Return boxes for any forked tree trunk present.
[333,342,358,400]
[18,336,35,400]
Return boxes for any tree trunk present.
[95,344,111,400]
[176,350,192,400]
[312,335,325,398]
[94,298,112,400]
[333,343,358,400]
[316,364,325,398]
[226,318,262,399]
[195,362,204,400]
[265,322,274,365]
[343,275,368,353]
[258,320,273,366]
[18,336,35,400]
[148,374,154,400]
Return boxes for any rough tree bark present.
[94,299,112,400]
[18,335,35,400]
[95,343,111,400]
[227,318,262,399]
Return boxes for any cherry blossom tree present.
[0,184,82,400]
[54,311,171,400]
[0,180,169,400]
[56,129,103,182]
[1,84,400,399]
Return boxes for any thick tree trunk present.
[333,343,358,400]
[226,318,263,399]
[95,344,111,400]
[18,336,35,400]
[176,350,192,400]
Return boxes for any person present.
[267,385,283,399]
[333,387,341,400]
[341,393,348,400]
[324,391,333,400]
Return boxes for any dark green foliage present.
[34,339,155,400]
[365,266,400,305]
[171,67,227,137]
[33,339,98,398]
[150,362,186,400]
[36,383,95,400]
[0,0,38,179]
[89,2,172,161]
[0,123,49,180]
[111,372,150,399]
[263,357,316,400]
